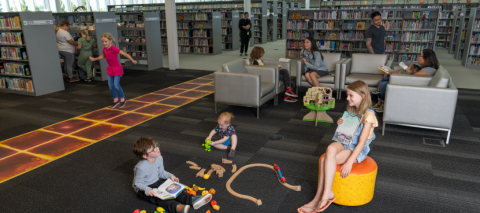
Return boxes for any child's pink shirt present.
[103,46,123,76]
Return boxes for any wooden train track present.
[225,163,301,206]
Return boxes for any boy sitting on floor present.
[133,137,212,213]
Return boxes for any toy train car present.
[273,164,286,183]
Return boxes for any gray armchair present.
[214,59,277,118]
[244,59,290,105]
[339,54,393,99]
[296,53,345,95]
[383,66,457,144]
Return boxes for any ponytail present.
[82,29,90,42]
[101,33,116,46]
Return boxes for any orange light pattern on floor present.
[0,74,215,183]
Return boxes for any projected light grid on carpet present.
[0,74,215,183]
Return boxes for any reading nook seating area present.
[1,1,480,212]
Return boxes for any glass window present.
[99,0,107,11]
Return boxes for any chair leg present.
[382,122,385,136]
[446,129,451,144]
[214,102,217,113]
[274,94,278,106]
[257,107,259,119]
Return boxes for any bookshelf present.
[222,11,240,51]
[449,8,465,54]
[285,8,439,63]
[267,0,278,42]
[0,12,64,96]
[437,10,453,49]
[277,2,287,40]
[462,8,480,68]
[176,11,222,55]
[252,0,268,44]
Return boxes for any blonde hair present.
[101,33,116,46]
[219,112,234,124]
[346,81,372,115]
[81,29,91,42]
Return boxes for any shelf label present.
[213,16,221,19]
[145,17,160,21]
[263,15,268,17]
[283,14,287,17]
[96,18,116,23]
[23,20,53,26]
[233,15,239,18]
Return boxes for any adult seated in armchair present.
[300,37,330,88]
[374,49,439,113]
[249,46,297,102]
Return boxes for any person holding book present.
[133,137,213,213]
[57,20,80,83]
[298,80,378,213]
[239,12,252,56]
[249,46,298,102]
[373,49,439,112]
[205,112,238,158]
[301,37,330,88]
[90,33,136,109]
[76,29,95,82]
[365,11,385,54]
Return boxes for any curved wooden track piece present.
[226,163,301,206]
[196,169,206,177]
[186,161,198,167]
[232,164,237,173]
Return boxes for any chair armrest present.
[214,72,261,106]
[384,84,458,129]
[334,58,346,89]
[390,75,432,86]
[263,60,291,74]
[296,60,304,88]
[339,59,352,89]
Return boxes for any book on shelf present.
[347,23,354,30]
[356,22,365,30]
[413,12,421,19]
[385,34,395,41]
[179,15,185,21]
[332,111,364,146]
[292,14,301,19]
[422,11,430,19]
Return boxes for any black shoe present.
[119,101,126,108]
[111,102,119,108]
[228,149,236,158]
[240,53,243,56]
[85,78,92,82]
[244,53,248,56]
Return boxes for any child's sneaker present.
[192,193,213,210]
[111,101,119,108]
[176,204,190,213]
[371,90,381,95]
[375,106,384,113]
[372,103,382,110]
[284,96,297,103]
[228,149,236,158]
[285,88,298,97]
[119,101,126,108]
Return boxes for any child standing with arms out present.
[76,29,95,82]
[298,80,378,213]
[90,33,136,108]
[206,112,238,158]
[133,137,213,213]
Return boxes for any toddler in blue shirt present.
[206,112,237,158]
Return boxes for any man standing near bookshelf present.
[57,21,80,82]
[365,11,385,54]
[239,12,252,56]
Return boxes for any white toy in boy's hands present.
[399,62,408,70]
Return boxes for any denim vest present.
[343,109,376,163]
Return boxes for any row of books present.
[382,20,403,30]
[222,35,232,43]
[385,43,432,53]
[125,52,147,58]
[119,38,146,43]
[287,31,310,40]
[1,47,27,60]
[0,32,24,45]
[121,45,147,52]
[319,41,339,50]
[313,11,338,20]
[468,45,480,55]
[340,32,364,40]
[222,43,233,50]
[286,50,302,58]
[121,23,145,28]
[473,20,480,32]
[178,22,190,29]
[251,3,262,8]
[287,21,309,30]
[401,32,434,42]
[471,33,480,43]
[252,8,261,14]
[402,20,436,30]
[254,38,262,44]
[176,4,242,10]
[467,56,480,66]
[193,29,211,37]
[287,41,304,49]
[222,28,232,35]
[120,30,146,37]
[438,28,452,33]
[0,17,22,30]
[255,32,262,37]
[221,20,231,28]
[0,77,34,92]
[436,35,451,40]
[254,20,261,26]
[340,11,371,19]
[119,14,143,22]
[254,26,260,31]
[338,42,366,50]
[381,11,403,19]
[438,20,452,27]
[221,13,232,19]
[0,62,30,76]
[192,13,211,21]
[178,46,211,54]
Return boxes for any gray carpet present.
[0,69,479,213]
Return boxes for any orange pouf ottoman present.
[320,153,378,206]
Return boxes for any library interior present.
[1,0,480,212]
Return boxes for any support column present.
[165,0,179,70]
[305,0,310,9]
[245,0,251,15]
[55,0,62,12]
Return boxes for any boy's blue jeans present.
[376,75,390,102]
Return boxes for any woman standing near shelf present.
[90,33,137,109]
[76,29,95,82]
[239,12,252,56]
[57,21,80,83]
[301,37,329,87]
